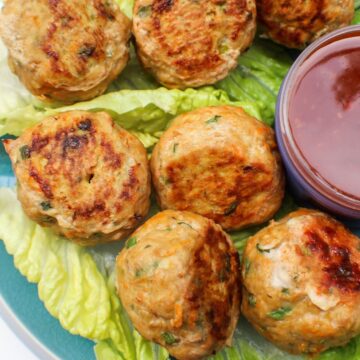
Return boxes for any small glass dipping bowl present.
[275,25,360,226]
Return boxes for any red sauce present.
[289,36,360,199]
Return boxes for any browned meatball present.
[0,0,131,103]
[257,0,354,48]
[3,111,151,245]
[116,210,241,359]
[151,106,284,231]
[133,0,256,88]
[242,209,360,354]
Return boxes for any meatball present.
[0,0,131,103]
[241,209,360,354]
[150,106,284,231]
[3,111,151,245]
[257,0,354,49]
[132,0,256,88]
[116,210,241,360]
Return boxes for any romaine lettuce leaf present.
[0,87,262,148]
[216,39,293,125]
[0,188,113,340]
[115,0,134,19]
[318,337,360,360]
[352,7,360,24]
[108,46,159,92]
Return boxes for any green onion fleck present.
[172,143,178,153]
[244,258,251,275]
[177,221,194,229]
[218,41,229,54]
[160,176,171,185]
[78,44,95,58]
[20,145,31,160]
[224,201,239,216]
[205,115,221,124]
[218,269,227,282]
[137,5,151,17]
[248,294,256,307]
[301,246,312,256]
[126,237,137,249]
[267,306,292,320]
[40,201,52,211]
[92,232,103,239]
[256,243,273,253]
[282,288,290,294]
[161,332,178,345]
[135,268,145,277]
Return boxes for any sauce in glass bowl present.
[276,26,360,223]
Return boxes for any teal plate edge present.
[0,136,95,360]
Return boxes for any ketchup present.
[289,36,360,199]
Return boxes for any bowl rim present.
[276,24,360,214]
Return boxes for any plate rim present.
[0,294,59,360]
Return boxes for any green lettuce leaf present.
[0,188,113,340]
[108,45,159,92]
[216,39,293,125]
[352,7,360,24]
[115,0,134,19]
[0,87,261,149]
[318,337,360,360]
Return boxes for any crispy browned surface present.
[257,0,354,48]
[151,106,284,230]
[0,0,131,103]
[241,209,360,354]
[3,111,151,245]
[133,0,256,88]
[116,210,241,359]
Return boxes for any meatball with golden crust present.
[241,209,360,354]
[150,106,284,231]
[3,111,151,245]
[116,210,241,360]
[0,0,131,103]
[132,0,256,88]
[257,0,354,49]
